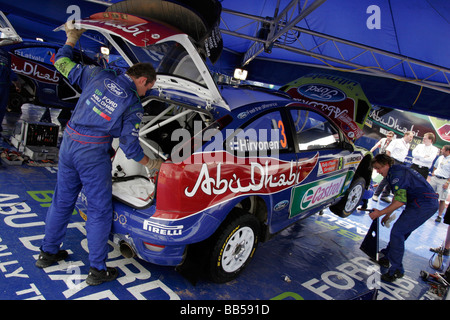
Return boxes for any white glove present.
[65,21,85,45]
[145,158,163,177]
[384,213,396,228]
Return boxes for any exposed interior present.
[111,97,212,208]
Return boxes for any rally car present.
[73,4,372,283]
[3,41,97,118]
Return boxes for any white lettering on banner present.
[301,256,420,300]
[185,161,297,197]
[12,60,60,83]
[369,109,419,136]
[16,283,43,299]
[0,236,29,279]
[4,213,45,228]
[0,193,180,300]
[127,281,181,300]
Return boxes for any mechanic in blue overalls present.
[0,48,20,134]
[370,153,438,282]
[35,24,163,285]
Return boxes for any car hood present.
[55,12,229,111]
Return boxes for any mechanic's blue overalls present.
[41,45,145,270]
[0,49,17,132]
[382,164,438,275]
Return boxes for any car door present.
[286,107,353,221]
[226,107,319,234]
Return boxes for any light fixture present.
[100,46,110,55]
[35,37,44,42]
[234,68,248,80]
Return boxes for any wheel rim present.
[344,184,363,212]
[221,226,255,273]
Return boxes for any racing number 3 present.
[278,120,287,148]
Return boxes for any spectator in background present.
[411,132,439,179]
[429,145,450,223]
[370,131,395,155]
[373,131,414,203]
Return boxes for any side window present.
[290,109,340,150]
[228,110,289,158]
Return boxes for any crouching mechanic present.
[369,154,438,282]
[35,23,163,285]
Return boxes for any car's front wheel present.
[207,210,260,283]
[330,176,366,218]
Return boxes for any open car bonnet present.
[55,12,229,111]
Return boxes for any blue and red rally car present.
[73,9,373,283]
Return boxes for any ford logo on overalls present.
[297,83,346,102]
[104,79,128,98]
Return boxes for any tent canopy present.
[1,0,449,119]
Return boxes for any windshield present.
[110,35,205,87]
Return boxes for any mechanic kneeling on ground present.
[370,154,438,282]
[35,22,162,285]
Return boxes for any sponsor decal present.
[290,173,346,218]
[297,83,347,102]
[143,220,183,236]
[274,200,290,211]
[318,159,340,176]
[237,111,249,119]
[155,151,319,219]
[11,54,60,84]
[343,155,362,167]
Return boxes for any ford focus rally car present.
[73,6,372,283]
[3,41,98,116]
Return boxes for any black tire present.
[207,210,260,283]
[7,92,24,113]
[330,176,366,218]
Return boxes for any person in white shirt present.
[372,131,414,203]
[429,145,450,222]
[411,132,439,179]
[385,131,414,164]
[370,131,395,155]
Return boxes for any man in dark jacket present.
[36,24,162,285]
[370,154,438,282]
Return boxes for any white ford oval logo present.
[297,83,346,102]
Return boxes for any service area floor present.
[1,105,449,301]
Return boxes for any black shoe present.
[86,267,118,286]
[35,250,68,268]
[377,256,390,268]
[381,270,404,282]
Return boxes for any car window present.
[229,110,289,158]
[290,109,340,150]
[110,35,205,86]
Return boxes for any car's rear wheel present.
[207,209,260,283]
[330,176,366,218]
